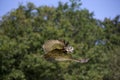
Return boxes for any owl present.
[42,39,89,63]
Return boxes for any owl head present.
[58,39,74,53]
[64,45,74,53]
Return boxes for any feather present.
[42,40,65,53]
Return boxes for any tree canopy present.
[0,0,120,80]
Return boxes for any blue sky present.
[0,0,120,20]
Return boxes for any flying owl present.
[42,39,89,63]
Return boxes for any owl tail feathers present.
[72,58,90,63]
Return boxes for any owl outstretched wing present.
[43,49,89,63]
[42,40,65,54]
[43,47,89,63]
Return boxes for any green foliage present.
[0,0,120,80]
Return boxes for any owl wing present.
[44,50,89,62]
[43,49,72,61]
[42,40,65,53]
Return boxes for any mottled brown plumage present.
[42,40,65,54]
[42,39,89,63]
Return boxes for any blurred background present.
[0,0,120,80]
[0,0,120,20]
